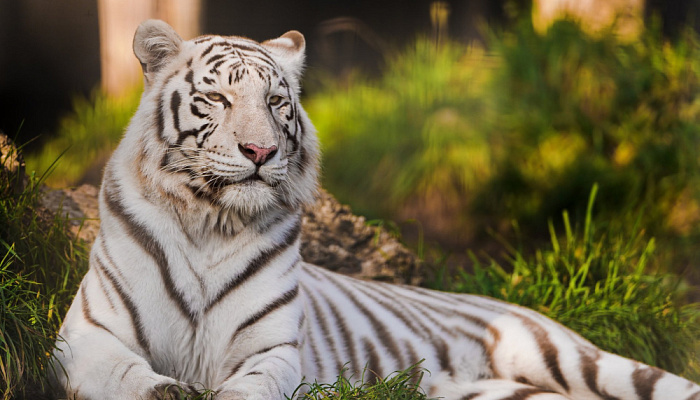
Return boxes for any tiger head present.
[127,20,319,218]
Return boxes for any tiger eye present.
[269,95,283,106]
[206,92,227,103]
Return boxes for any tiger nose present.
[238,143,278,165]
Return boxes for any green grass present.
[0,249,56,399]
[427,185,700,380]
[0,140,89,399]
[289,362,432,400]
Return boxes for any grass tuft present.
[288,362,432,400]
[0,247,55,399]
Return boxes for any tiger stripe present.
[632,367,664,400]
[227,341,299,380]
[119,362,139,382]
[519,316,570,392]
[348,280,431,340]
[578,347,619,399]
[80,282,115,337]
[92,255,151,356]
[204,218,301,314]
[103,179,198,327]
[91,263,118,312]
[303,288,345,375]
[316,289,362,376]
[362,338,383,384]
[320,272,406,369]
[381,283,491,340]
[228,285,300,347]
[504,388,558,400]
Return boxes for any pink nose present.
[238,143,278,166]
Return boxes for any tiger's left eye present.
[269,95,283,106]
[206,92,227,103]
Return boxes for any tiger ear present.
[133,19,183,80]
[262,31,306,80]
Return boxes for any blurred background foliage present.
[25,88,142,188]
[8,1,700,392]
[307,16,700,274]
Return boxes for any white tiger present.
[52,19,700,400]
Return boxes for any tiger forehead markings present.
[51,19,700,400]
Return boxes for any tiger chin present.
[51,19,700,400]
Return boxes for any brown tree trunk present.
[98,0,202,97]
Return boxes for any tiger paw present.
[152,382,202,399]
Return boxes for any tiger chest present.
[132,235,298,386]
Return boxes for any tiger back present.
[51,20,700,400]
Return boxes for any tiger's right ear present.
[133,20,183,81]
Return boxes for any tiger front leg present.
[214,342,302,400]
[53,328,201,400]
[52,281,201,400]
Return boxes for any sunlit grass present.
[479,18,700,236]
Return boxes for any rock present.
[301,189,422,284]
[40,184,100,244]
[0,131,27,195]
[40,184,422,285]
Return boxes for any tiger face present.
[131,20,318,217]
